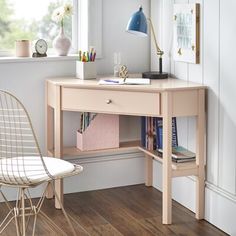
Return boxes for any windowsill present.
[0,54,78,64]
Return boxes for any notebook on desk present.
[98,78,150,85]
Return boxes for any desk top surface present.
[47,76,207,92]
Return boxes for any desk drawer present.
[62,88,160,116]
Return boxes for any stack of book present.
[141,117,196,163]
[157,146,196,163]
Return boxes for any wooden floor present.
[1,185,228,236]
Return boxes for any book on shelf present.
[141,117,146,147]
[156,117,178,149]
[141,117,178,150]
[157,146,196,163]
[141,117,155,150]
[141,117,195,163]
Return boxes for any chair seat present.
[0,156,83,185]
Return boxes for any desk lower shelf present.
[138,147,199,177]
[47,140,199,177]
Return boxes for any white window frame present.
[0,0,102,58]
[78,0,102,58]
[71,0,79,54]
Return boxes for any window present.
[78,0,102,58]
[0,0,77,55]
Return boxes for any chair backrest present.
[0,90,51,186]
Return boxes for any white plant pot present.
[53,27,71,56]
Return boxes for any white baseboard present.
[1,151,235,235]
[205,186,236,236]
[0,150,145,202]
[153,160,196,212]
[153,159,235,236]
[64,150,145,193]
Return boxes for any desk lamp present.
[126,6,168,79]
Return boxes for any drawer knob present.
[106,99,112,104]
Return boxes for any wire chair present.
[0,90,83,236]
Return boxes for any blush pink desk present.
[45,77,206,224]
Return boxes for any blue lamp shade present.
[126,6,148,37]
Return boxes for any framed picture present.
[173,3,200,64]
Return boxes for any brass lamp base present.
[142,71,168,80]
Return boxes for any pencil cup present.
[76,61,97,80]
[15,40,31,57]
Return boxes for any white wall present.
[98,0,150,142]
[0,0,150,151]
[151,0,236,235]
[97,0,150,75]
[0,59,76,152]
[0,0,149,199]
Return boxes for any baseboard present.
[1,151,235,235]
[0,150,145,202]
[152,160,196,212]
[64,150,145,193]
[153,159,235,235]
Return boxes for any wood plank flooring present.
[0,185,228,236]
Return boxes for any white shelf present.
[0,54,78,64]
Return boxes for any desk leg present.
[162,92,173,224]
[196,89,205,219]
[45,82,54,199]
[54,85,63,209]
[145,154,153,186]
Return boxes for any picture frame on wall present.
[173,3,200,64]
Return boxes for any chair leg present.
[39,211,67,236]
[0,187,21,235]
[14,188,27,236]
[15,188,21,236]
[52,183,77,236]
[21,188,26,236]
[25,189,37,236]
[0,183,78,235]
[14,207,21,236]
[0,187,13,212]
[0,187,38,236]
[24,190,34,234]
[31,210,37,236]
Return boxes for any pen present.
[93,51,96,61]
[87,51,89,62]
[78,49,96,62]
[104,79,120,83]
[82,52,86,62]
[78,50,82,61]
[90,48,94,61]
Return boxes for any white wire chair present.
[0,90,83,236]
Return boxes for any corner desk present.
[45,76,206,224]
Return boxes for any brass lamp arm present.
[147,18,164,57]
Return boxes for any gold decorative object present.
[119,65,129,79]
